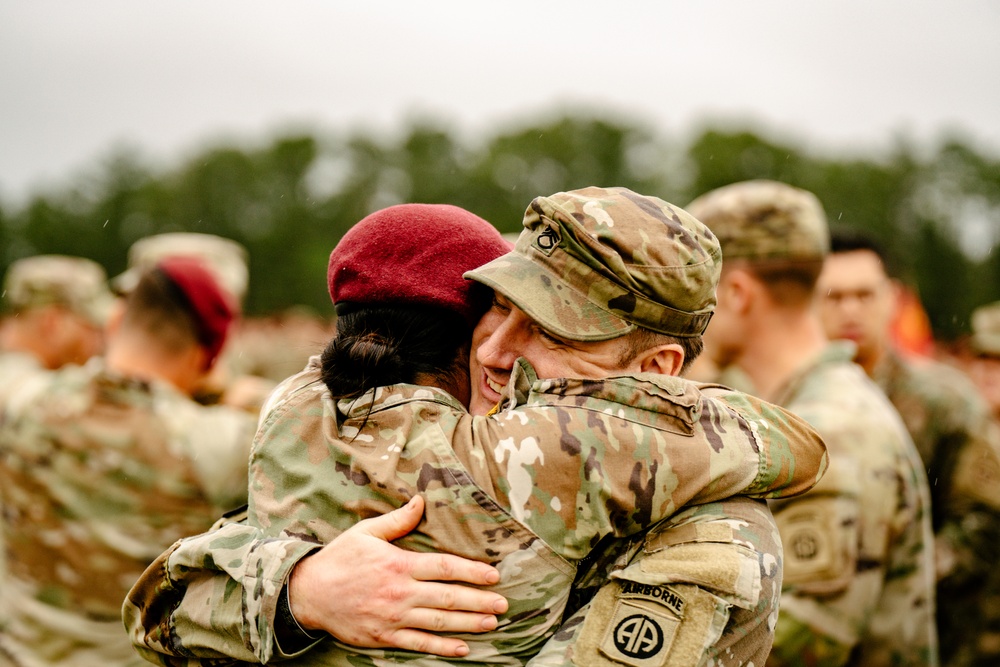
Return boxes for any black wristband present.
[274,581,323,652]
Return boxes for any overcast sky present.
[2,1,998,206]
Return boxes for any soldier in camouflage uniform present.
[967,301,1000,419]
[0,257,258,667]
[0,254,113,392]
[817,231,1000,667]
[125,194,828,666]
[684,180,938,667]
[0,255,115,599]
[114,231,278,414]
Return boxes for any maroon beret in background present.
[157,255,236,367]
[328,204,512,325]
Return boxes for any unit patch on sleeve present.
[574,579,729,667]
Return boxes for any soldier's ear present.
[718,267,755,316]
[636,344,685,377]
[104,300,125,337]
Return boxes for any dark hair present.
[120,268,202,356]
[616,327,704,375]
[320,305,472,400]
[745,258,826,308]
[829,228,894,273]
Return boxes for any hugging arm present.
[123,496,508,664]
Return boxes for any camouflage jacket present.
[0,358,257,667]
[763,343,938,667]
[873,349,1000,667]
[125,356,827,666]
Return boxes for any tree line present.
[1,114,998,340]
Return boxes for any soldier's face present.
[468,292,631,416]
[816,250,895,365]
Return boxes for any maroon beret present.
[328,204,511,325]
[157,255,236,367]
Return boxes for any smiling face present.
[468,292,635,416]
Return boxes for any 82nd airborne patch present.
[599,582,684,667]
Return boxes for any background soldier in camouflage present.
[0,254,115,637]
[114,231,281,414]
[965,301,1000,420]
[125,193,828,666]
[684,180,938,666]
[0,254,113,389]
[0,257,257,667]
[817,231,1000,667]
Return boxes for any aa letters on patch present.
[600,599,680,667]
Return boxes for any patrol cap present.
[685,180,829,262]
[328,204,511,326]
[970,301,1000,357]
[465,186,721,341]
[2,254,114,326]
[156,256,236,367]
[114,232,249,306]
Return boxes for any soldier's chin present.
[469,384,498,417]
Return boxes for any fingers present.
[375,629,473,658]
[407,550,503,588]
[358,495,425,542]
[355,497,503,588]
[401,578,508,616]
[397,606,501,633]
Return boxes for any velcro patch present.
[952,435,1000,511]
[774,496,856,594]
[600,599,680,667]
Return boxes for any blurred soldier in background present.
[114,231,279,413]
[0,256,257,667]
[0,255,113,399]
[686,180,937,666]
[817,230,1000,667]
[966,300,1000,420]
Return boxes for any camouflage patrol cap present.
[114,232,249,306]
[971,301,1000,357]
[465,186,721,341]
[2,255,113,326]
[685,180,829,261]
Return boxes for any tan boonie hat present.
[113,232,249,305]
[465,186,721,341]
[686,180,829,262]
[971,301,1000,357]
[2,255,114,326]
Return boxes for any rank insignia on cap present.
[533,227,560,255]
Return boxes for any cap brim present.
[465,251,633,342]
[110,268,139,296]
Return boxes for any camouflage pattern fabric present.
[125,355,827,665]
[762,343,938,667]
[0,358,257,667]
[970,301,1000,357]
[873,350,1000,667]
[0,352,50,602]
[1,254,114,326]
[112,232,249,305]
[466,186,721,341]
[524,497,783,667]
[684,180,829,263]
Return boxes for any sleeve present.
[527,498,781,667]
[123,512,320,665]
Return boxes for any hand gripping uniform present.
[761,343,938,667]
[873,349,1000,667]
[125,356,827,666]
[0,358,257,667]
